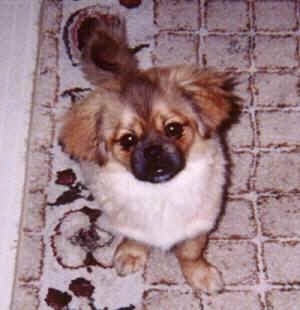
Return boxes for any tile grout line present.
[11,1,300,308]
[193,0,298,306]
[198,3,208,307]
[198,3,212,308]
[247,1,270,308]
[199,0,206,68]
[296,0,300,69]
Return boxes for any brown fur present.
[120,73,158,120]
[60,87,122,165]
[60,14,240,294]
[114,238,150,276]
[60,67,238,166]
[147,66,240,136]
[79,16,138,85]
[174,235,223,292]
[59,99,102,163]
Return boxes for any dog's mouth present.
[131,142,185,184]
[144,161,183,183]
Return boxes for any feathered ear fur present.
[60,14,138,164]
[169,66,240,137]
[59,99,107,165]
[78,16,138,85]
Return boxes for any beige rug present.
[12,0,300,309]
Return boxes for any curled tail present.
[77,14,138,84]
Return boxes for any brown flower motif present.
[51,207,115,269]
[45,288,72,310]
[49,169,94,206]
[45,278,136,309]
[119,0,142,9]
[61,87,92,103]
[69,277,95,298]
[55,169,77,186]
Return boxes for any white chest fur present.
[81,139,226,250]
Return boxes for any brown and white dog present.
[60,16,239,294]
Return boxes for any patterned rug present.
[12,1,300,309]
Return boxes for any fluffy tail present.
[77,15,138,84]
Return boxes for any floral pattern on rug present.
[51,206,114,269]
[12,1,300,309]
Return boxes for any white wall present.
[0,1,42,309]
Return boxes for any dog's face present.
[111,90,193,183]
[60,66,238,183]
[112,112,188,183]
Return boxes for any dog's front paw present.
[181,260,224,294]
[114,239,149,276]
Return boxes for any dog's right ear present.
[78,16,138,84]
[59,100,107,165]
[167,66,240,137]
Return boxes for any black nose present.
[144,145,163,161]
[131,140,185,183]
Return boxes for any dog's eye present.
[119,133,138,150]
[165,122,184,139]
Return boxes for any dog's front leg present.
[174,235,224,294]
[114,238,150,276]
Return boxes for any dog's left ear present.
[170,66,240,137]
[59,99,108,165]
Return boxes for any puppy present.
[60,15,239,294]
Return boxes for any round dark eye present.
[119,133,138,150]
[165,122,184,139]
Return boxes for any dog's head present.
[60,66,239,183]
[60,18,239,183]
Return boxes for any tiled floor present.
[0,2,42,309]
[10,0,300,309]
